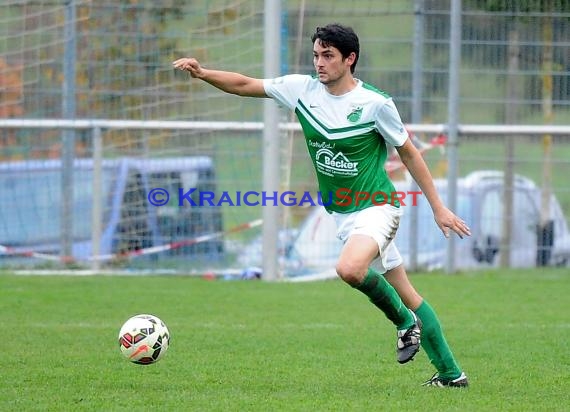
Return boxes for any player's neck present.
[325,75,358,96]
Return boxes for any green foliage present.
[0,270,568,411]
[76,1,184,119]
[463,0,560,13]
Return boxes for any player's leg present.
[384,264,468,386]
[335,231,421,363]
[336,234,415,330]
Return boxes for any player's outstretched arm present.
[396,138,471,239]
[172,57,268,98]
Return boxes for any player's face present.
[313,40,353,86]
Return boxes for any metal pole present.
[445,0,461,274]
[538,5,554,266]
[408,0,424,272]
[262,0,281,281]
[61,0,76,260]
[91,127,102,272]
[501,27,520,268]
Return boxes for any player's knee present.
[335,259,366,286]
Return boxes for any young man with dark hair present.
[173,23,470,388]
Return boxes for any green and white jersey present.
[264,74,408,213]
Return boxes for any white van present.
[250,171,570,275]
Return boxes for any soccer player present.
[173,23,470,388]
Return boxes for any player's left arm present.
[396,139,471,239]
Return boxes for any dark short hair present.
[311,23,360,73]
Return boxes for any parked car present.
[241,171,570,275]
[0,156,224,262]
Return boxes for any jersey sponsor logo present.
[347,106,363,122]
[308,140,335,150]
[315,148,358,177]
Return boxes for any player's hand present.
[172,58,203,78]
[433,207,471,239]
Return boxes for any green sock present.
[414,300,462,380]
[354,268,414,330]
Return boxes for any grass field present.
[1,269,568,411]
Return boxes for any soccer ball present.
[118,314,170,365]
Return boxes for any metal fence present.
[1,0,569,276]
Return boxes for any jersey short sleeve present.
[375,99,408,147]
[263,74,312,110]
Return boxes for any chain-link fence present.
[1,0,569,274]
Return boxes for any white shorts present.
[332,205,404,274]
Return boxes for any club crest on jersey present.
[347,106,363,122]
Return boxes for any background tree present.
[0,58,23,160]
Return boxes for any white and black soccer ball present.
[118,314,170,365]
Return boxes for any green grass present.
[1,269,568,411]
